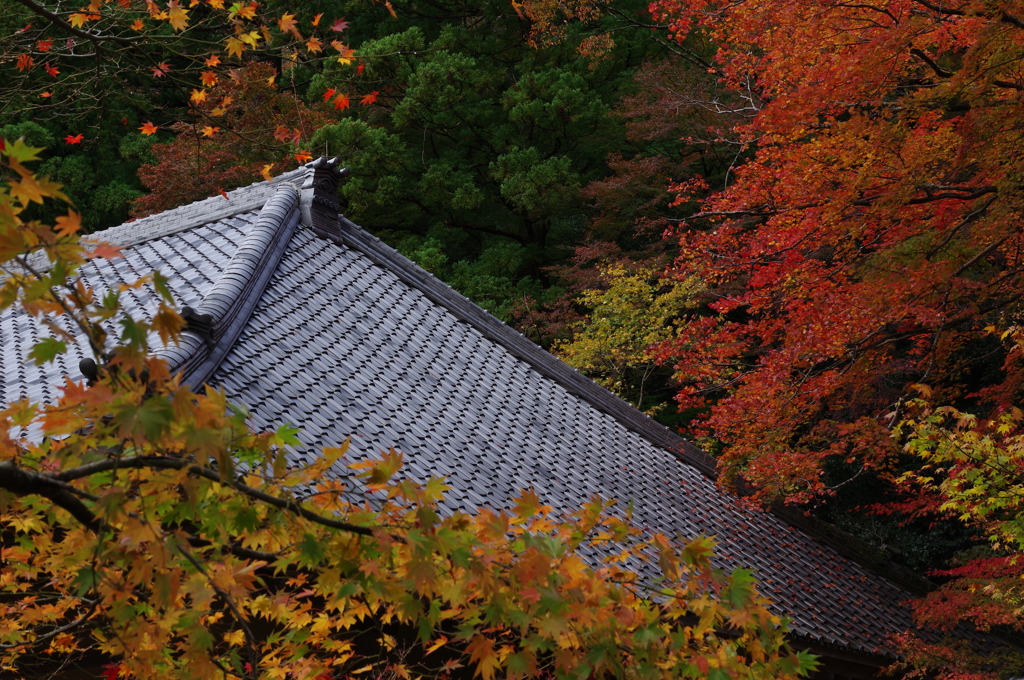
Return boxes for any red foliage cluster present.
[648,0,1024,503]
[133,63,330,217]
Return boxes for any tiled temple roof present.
[0,158,1002,673]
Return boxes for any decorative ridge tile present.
[155,185,300,388]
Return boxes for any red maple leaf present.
[332,93,350,111]
[64,134,84,144]
[331,17,349,32]
[44,63,59,78]
[152,63,170,78]
[360,91,378,106]
[321,87,336,102]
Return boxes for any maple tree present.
[132,62,329,216]
[1,0,341,122]
[0,140,819,676]
[612,0,1024,509]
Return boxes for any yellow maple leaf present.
[208,0,224,7]
[239,30,261,47]
[190,88,208,103]
[260,164,274,181]
[225,36,245,58]
[68,13,91,28]
[166,0,190,31]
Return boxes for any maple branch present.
[0,601,99,651]
[175,542,261,679]
[910,48,953,78]
[925,196,997,260]
[11,0,137,46]
[910,0,966,16]
[0,461,104,533]
[56,456,383,539]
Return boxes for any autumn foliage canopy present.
[647,0,1024,503]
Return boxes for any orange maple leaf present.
[385,1,397,18]
[200,126,220,137]
[40,91,51,98]
[261,164,275,181]
[278,12,298,33]
[217,187,229,200]
[332,93,350,110]
[312,12,323,26]
[190,89,208,103]
[294,150,312,163]
[360,91,379,106]
[16,54,34,72]
[200,71,218,87]
[306,36,323,53]
[131,18,145,30]
[236,1,257,19]
[139,121,159,136]
[205,54,221,67]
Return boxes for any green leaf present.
[6,138,44,163]
[28,337,66,365]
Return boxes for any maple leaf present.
[68,13,91,28]
[385,1,397,18]
[261,164,274,181]
[278,12,298,33]
[225,37,245,58]
[294,150,312,163]
[205,54,221,67]
[332,93,350,111]
[139,121,159,136]
[44,64,59,78]
[306,37,323,53]
[40,91,51,98]
[208,0,224,7]
[131,18,145,30]
[36,38,53,52]
[357,63,365,74]
[322,87,336,102]
[331,42,356,65]
[200,126,220,137]
[217,187,229,199]
[64,134,84,144]
[190,88,208,103]
[200,71,218,87]
[16,54,34,72]
[230,1,257,19]
[55,211,82,238]
[165,0,190,30]
[312,12,323,26]
[331,17,349,32]
[360,91,379,106]
[273,125,292,142]
[152,63,171,77]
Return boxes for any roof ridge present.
[156,185,301,388]
[10,167,309,276]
